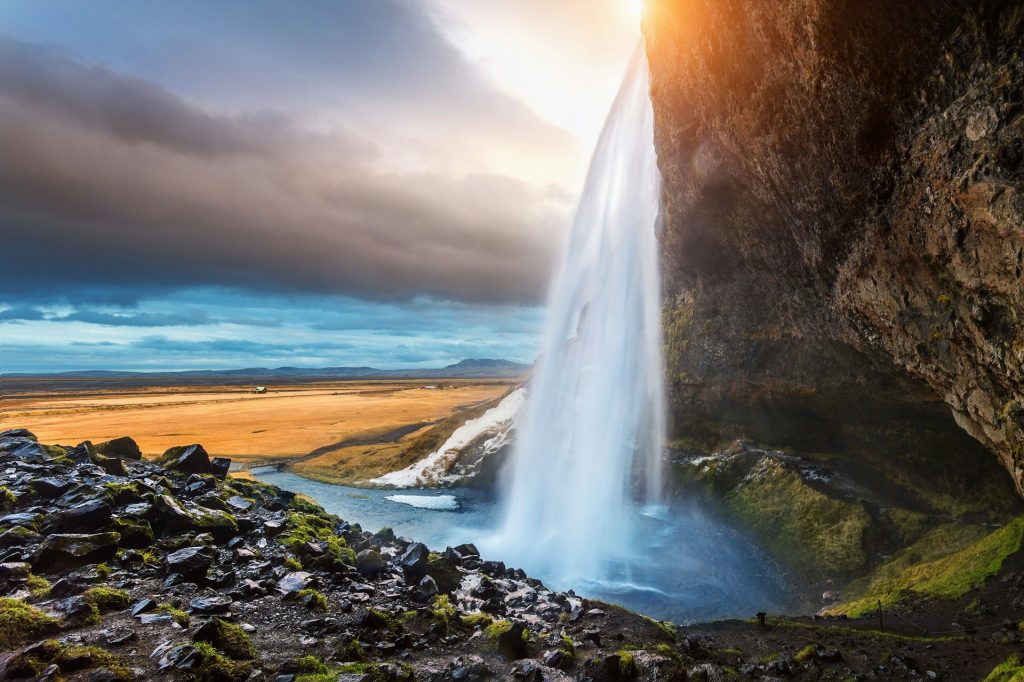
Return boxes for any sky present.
[0,0,641,372]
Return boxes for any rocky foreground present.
[2,429,1024,681]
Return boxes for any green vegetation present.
[26,574,51,599]
[615,649,637,676]
[461,611,493,629]
[725,457,872,576]
[294,658,412,682]
[829,517,1024,617]
[337,638,365,662]
[10,641,132,681]
[793,644,817,663]
[298,588,328,611]
[0,598,60,648]
[158,603,191,627]
[190,641,253,682]
[83,586,131,611]
[430,594,456,623]
[195,618,258,660]
[484,619,512,639]
[103,481,145,504]
[0,486,15,511]
[289,494,327,515]
[366,607,404,634]
[283,556,303,571]
[94,563,111,579]
[279,511,355,570]
[983,654,1024,682]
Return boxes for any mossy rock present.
[95,436,142,460]
[828,517,1024,617]
[112,517,155,548]
[0,597,60,649]
[192,617,258,660]
[725,457,872,577]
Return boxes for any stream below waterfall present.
[251,468,796,624]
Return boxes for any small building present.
[254,386,268,394]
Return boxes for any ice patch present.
[370,388,525,488]
[385,494,459,511]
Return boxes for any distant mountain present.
[1,359,530,381]
[443,358,524,370]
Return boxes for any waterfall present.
[490,44,665,586]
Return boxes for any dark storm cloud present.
[0,305,45,321]
[0,35,562,305]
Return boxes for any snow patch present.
[385,494,459,511]
[370,388,525,488]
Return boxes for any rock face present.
[643,1,1024,495]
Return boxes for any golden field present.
[0,379,514,481]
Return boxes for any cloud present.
[0,36,566,306]
[0,305,46,321]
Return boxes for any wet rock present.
[102,626,137,646]
[95,436,142,460]
[510,659,545,681]
[453,542,480,558]
[416,575,439,599]
[165,546,216,580]
[0,512,42,528]
[53,595,97,623]
[277,571,313,596]
[426,556,461,594]
[210,458,231,480]
[688,663,732,682]
[356,549,385,577]
[33,532,120,570]
[152,494,195,532]
[0,526,41,548]
[161,444,213,475]
[31,477,75,498]
[93,455,127,477]
[225,495,252,512]
[46,499,113,534]
[189,595,233,614]
[131,598,158,616]
[399,542,429,580]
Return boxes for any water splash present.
[489,45,665,586]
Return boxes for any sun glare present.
[627,0,645,21]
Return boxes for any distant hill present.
[443,358,524,370]
[1,359,530,382]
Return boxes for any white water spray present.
[491,45,665,586]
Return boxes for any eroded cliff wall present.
[643,1,1024,501]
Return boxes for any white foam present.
[370,388,524,488]
[385,494,459,511]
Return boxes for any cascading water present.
[489,44,666,587]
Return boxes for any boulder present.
[355,549,385,577]
[189,595,233,614]
[210,458,231,480]
[498,621,529,659]
[33,532,120,570]
[425,556,461,594]
[276,571,313,597]
[161,444,213,474]
[165,546,217,580]
[399,542,429,581]
[46,499,113,534]
[0,428,36,441]
[94,436,142,460]
[30,477,75,499]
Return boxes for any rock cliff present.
[643,1,1024,501]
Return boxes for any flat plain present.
[0,378,514,479]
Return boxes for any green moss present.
[190,641,253,682]
[194,509,239,537]
[0,486,15,511]
[725,457,872,576]
[615,649,637,676]
[83,586,131,612]
[158,603,191,627]
[289,494,327,515]
[195,618,257,660]
[95,563,112,579]
[430,594,456,623]
[296,655,329,674]
[103,481,145,504]
[793,644,817,663]
[0,598,60,648]
[461,611,494,628]
[283,556,303,571]
[337,638,365,662]
[983,654,1024,682]
[366,608,404,633]
[484,619,512,639]
[26,574,51,599]
[298,588,328,611]
[279,512,354,570]
[54,644,132,680]
[829,518,1024,616]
